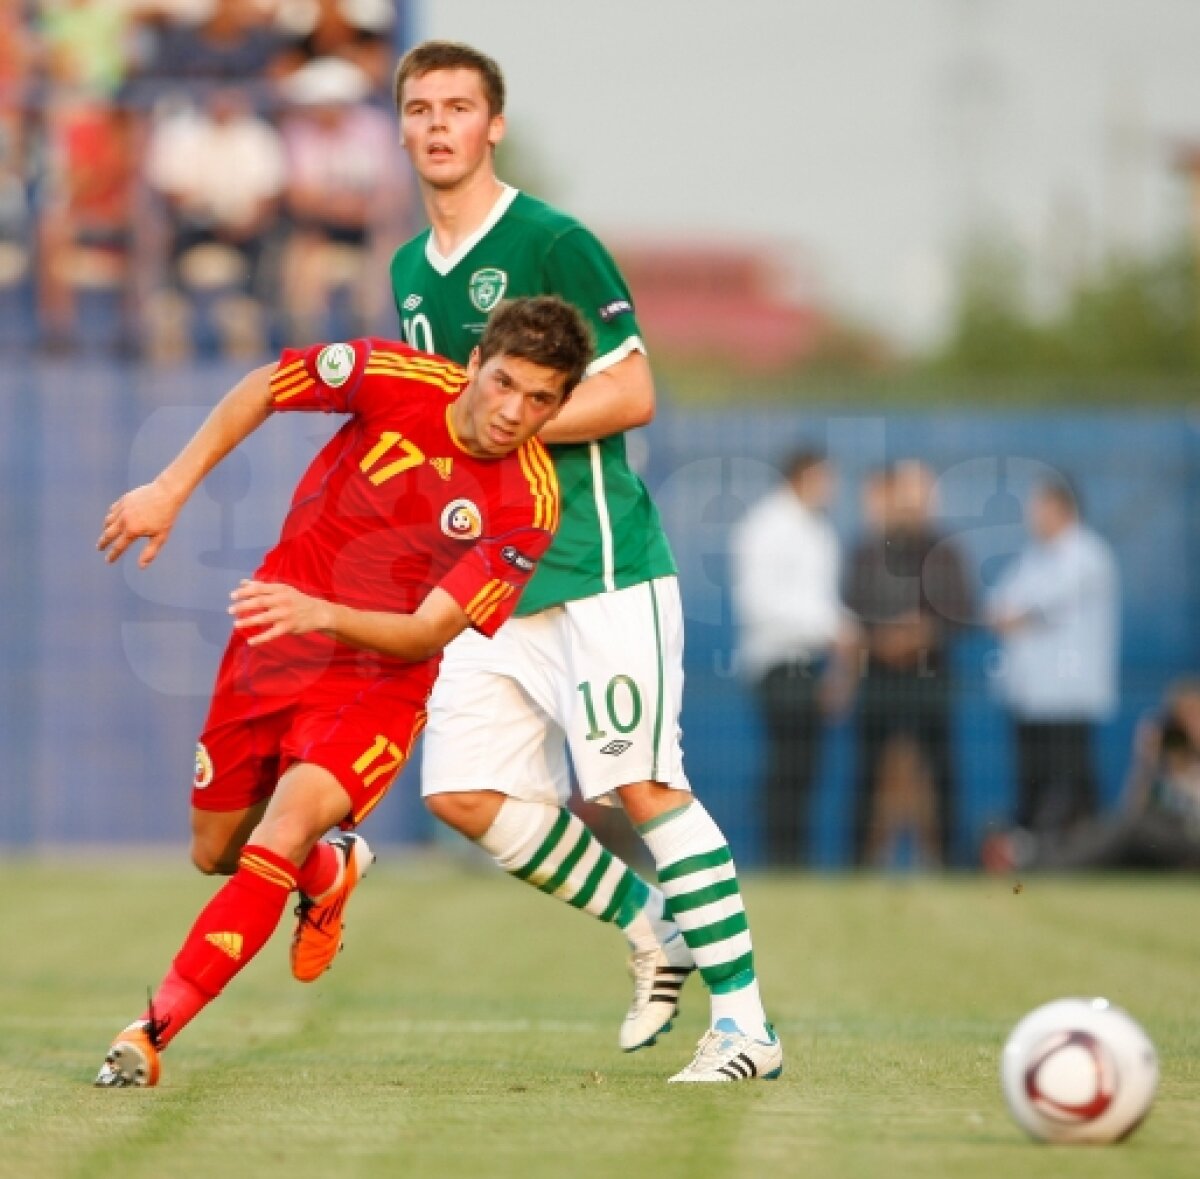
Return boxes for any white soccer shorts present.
[421,576,691,804]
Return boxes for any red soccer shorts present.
[192,630,431,825]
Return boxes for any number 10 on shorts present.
[577,675,643,741]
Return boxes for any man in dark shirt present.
[844,461,973,867]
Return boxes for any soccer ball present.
[1000,997,1158,1144]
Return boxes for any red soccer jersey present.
[248,338,558,691]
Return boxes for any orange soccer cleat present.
[94,1020,162,1088]
[290,834,375,983]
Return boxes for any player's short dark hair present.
[478,297,594,395]
[393,40,506,117]
[782,446,828,482]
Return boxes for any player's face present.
[399,68,504,191]
[455,352,568,457]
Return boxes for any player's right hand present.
[97,480,179,567]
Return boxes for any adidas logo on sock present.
[205,932,244,961]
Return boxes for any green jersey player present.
[392,189,675,614]
[389,40,782,1083]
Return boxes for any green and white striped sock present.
[478,798,667,953]
[639,800,769,1039]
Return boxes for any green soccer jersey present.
[389,186,677,615]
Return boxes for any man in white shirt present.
[731,447,856,866]
[987,476,1120,839]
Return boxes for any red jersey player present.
[93,296,592,1087]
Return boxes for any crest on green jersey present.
[468,267,508,313]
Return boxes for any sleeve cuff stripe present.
[470,583,515,626]
[273,378,315,403]
[465,579,505,616]
[273,357,307,381]
[585,335,646,378]
[270,369,312,393]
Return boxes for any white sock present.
[639,800,769,1039]
[477,798,664,952]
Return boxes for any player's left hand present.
[229,579,334,645]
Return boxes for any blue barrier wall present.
[4,361,1199,864]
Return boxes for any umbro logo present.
[599,740,632,756]
[430,457,453,481]
[402,293,423,311]
[205,932,243,961]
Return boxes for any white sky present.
[416,0,1200,347]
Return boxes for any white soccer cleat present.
[668,1018,784,1083]
[619,932,694,1051]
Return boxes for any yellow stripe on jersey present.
[239,853,295,892]
[270,360,315,397]
[370,352,466,380]
[464,579,503,618]
[362,369,465,396]
[516,445,545,530]
[271,376,316,403]
[272,357,306,383]
[465,581,513,629]
[363,367,467,397]
[464,579,510,623]
[365,354,468,395]
[472,584,515,628]
[364,364,468,397]
[526,437,560,532]
[517,438,559,532]
[365,350,466,378]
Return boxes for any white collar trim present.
[425,184,519,276]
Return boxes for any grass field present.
[1,857,1197,1179]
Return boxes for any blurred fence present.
[3,360,1199,865]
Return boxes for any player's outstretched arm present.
[229,580,470,662]
[98,364,276,567]
[534,349,654,445]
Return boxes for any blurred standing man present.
[986,476,1119,841]
[731,447,856,867]
[387,40,782,1083]
[844,461,973,867]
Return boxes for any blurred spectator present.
[731,446,857,867]
[129,0,287,100]
[844,460,973,868]
[274,0,395,93]
[40,0,133,98]
[986,475,1120,842]
[983,678,1200,872]
[144,86,286,358]
[277,56,404,342]
[0,7,33,299]
[37,98,139,349]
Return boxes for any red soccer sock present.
[295,839,340,901]
[142,844,298,1048]
[140,964,209,1048]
